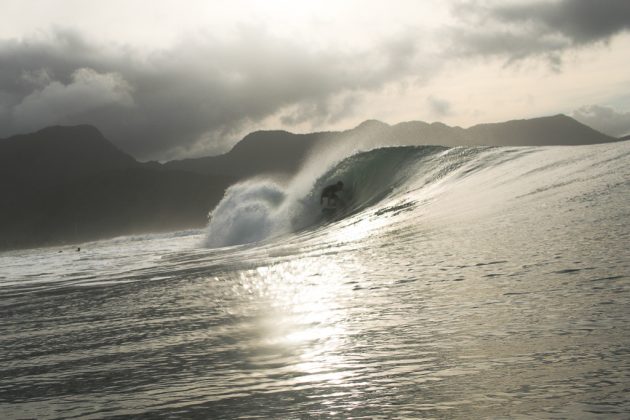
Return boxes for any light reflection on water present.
[234,258,350,384]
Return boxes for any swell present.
[203,140,629,248]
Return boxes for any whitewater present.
[1,139,629,418]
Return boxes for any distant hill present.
[1,125,138,185]
[0,115,618,250]
[0,126,234,250]
[167,114,616,178]
[464,114,615,146]
[620,134,630,141]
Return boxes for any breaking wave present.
[204,139,630,248]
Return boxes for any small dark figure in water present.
[321,181,344,215]
[77,247,80,252]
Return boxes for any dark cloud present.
[572,105,630,137]
[490,0,630,44]
[449,0,630,62]
[0,28,421,160]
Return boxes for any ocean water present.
[1,141,629,419]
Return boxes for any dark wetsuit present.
[321,184,341,202]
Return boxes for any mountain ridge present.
[165,114,616,178]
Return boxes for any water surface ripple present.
[1,143,629,418]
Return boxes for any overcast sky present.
[1,0,629,160]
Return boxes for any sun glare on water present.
[233,254,360,390]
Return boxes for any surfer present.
[320,181,344,216]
